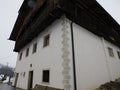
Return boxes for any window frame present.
[23,72,26,77]
[108,47,114,57]
[117,51,120,59]
[19,53,22,60]
[42,70,50,83]
[43,34,50,47]
[26,48,29,57]
[32,43,37,53]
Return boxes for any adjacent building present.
[9,0,120,90]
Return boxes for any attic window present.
[108,47,114,57]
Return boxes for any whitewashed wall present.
[13,17,120,90]
[13,17,74,90]
[13,19,64,89]
[104,40,120,81]
[73,23,120,90]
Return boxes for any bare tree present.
[0,65,14,84]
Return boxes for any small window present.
[117,51,120,59]
[42,70,50,83]
[19,53,22,60]
[33,43,37,53]
[20,73,22,76]
[43,34,50,47]
[30,64,32,67]
[23,72,25,77]
[26,48,29,57]
[108,47,114,57]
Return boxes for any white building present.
[9,0,120,90]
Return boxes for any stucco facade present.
[73,23,120,90]
[12,17,120,90]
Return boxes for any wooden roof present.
[9,0,120,52]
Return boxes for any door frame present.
[14,73,19,87]
[27,71,34,90]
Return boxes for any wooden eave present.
[9,0,31,41]
[9,0,50,41]
[9,0,120,52]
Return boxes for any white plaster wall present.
[103,40,120,81]
[73,23,120,90]
[14,18,66,89]
[13,17,120,90]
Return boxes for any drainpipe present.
[70,22,77,90]
[101,37,112,81]
[69,0,77,89]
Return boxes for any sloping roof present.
[9,0,120,52]
[9,0,48,41]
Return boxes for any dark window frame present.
[26,48,29,57]
[43,34,50,47]
[117,51,120,59]
[108,47,114,57]
[23,72,26,77]
[33,43,37,53]
[42,70,50,83]
[19,53,22,60]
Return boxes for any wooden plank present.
[47,86,64,90]
[33,84,64,90]
[33,84,46,90]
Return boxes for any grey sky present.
[0,0,120,67]
[0,0,23,67]
[97,0,120,24]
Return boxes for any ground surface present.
[0,84,24,90]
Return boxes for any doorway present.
[28,71,33,90]
[14,73,19,87]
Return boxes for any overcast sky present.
[0,0,120,67]
[0,0,23,67]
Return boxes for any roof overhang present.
[9,0,120,52]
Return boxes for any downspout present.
[70,0,77,90]
[70,22,77,90]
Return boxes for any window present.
[23,72,26,77]
[117,51,120,59]
[26,48,29,57]
[20,73,22,76]
[19,53,22,60]
[43,34,50,47]
[108,47,114,57]
[42,70,50,83]
[33,43,37,53]
[30,64,32,67]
